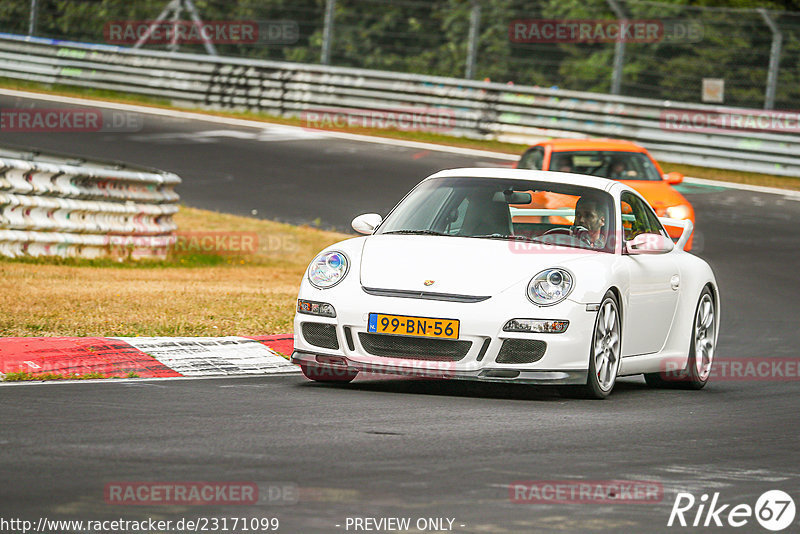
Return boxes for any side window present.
[550,153,573,173]
[639,155,662,181]
[519,147,544,170]
[620,192,665,241]
[641,200,667,236]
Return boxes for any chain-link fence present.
[2,0,798,110]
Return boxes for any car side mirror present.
[351,213,383,235]
[625,233,674,254]
[664,171,684,185]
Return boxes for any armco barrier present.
[0,146,180,259]
[1,33,800,177]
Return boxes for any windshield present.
[376,177,616,253]
[544,151,663,181]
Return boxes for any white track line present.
[3,88,799,197]
[0,88,516,160]
[115,336,297,376]
[681,176,800,199]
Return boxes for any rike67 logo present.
[668,490,796,531]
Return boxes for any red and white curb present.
[0,335,298,380]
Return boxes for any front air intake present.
[302,323,339,350]
[495,339,546,364]
[358,333,471,361]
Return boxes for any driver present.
[572,194,607,248]
[609,158,637,180]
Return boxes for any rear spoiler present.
[658,217,693,251]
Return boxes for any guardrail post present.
[465,0,481,80]
[607,0,626,95]
[279,69,293,117]
[759,8,782,110]
[28,0,38,36]
[134,1,177,50]
[184,0,218,56]
[476,85,499,136]
[134,0,217,56]
[321,0,336,65]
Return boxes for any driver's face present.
[574,200,605,233]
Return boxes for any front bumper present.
[291,285,597,386]
[291,350,587,385]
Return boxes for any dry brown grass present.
[0,207,349,337]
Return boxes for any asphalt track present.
[2,93,800,533]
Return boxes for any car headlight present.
[527,268,574,306]
[666,204,691,220]
[503,319,569,333]
[308,251,349,289]
[297,299,336,317]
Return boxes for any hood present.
[359,235,597,296]
[620,180,689,212]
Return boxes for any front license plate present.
[368,313,460,339]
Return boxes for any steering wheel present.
[542,225,593,246]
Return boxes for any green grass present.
[2,251,243,269]
[0,77,172,107]
[660,162,800,192]
[2,370,140,382]
[4,371,114,381]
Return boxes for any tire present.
[644,287,715,390]
[570,291,622,399]
[300,362,358,383]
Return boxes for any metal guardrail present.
[0,146,180,259]
[1,33,799,177]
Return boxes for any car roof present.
[425,167,626,194]
[530,138,648,153]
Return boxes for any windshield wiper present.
[382,229,447,236]
[472,234,539,242]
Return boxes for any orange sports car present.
[516,139,694,249]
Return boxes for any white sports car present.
[291,168,720,398]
